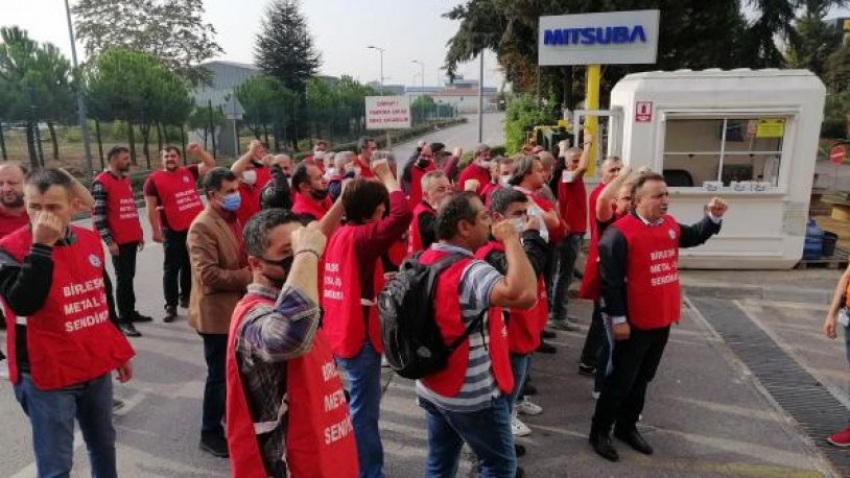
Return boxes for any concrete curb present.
[683,282,831,305]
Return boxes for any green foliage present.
[504,94,556,154]
[235,75,299,140]
[306,75,377,140]
[72,0,223,86]
[786,9,842,77]
[823,92,850,139]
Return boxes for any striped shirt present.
[416,243,504,412]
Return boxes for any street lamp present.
[64,0,94,179]
[367,45,385,95]
[412,60,424,92]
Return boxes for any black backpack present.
[378,252,486,380]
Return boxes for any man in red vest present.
[291,162,331,223]
[401,143,437,206]
[354,136,377,178]
[408,170,452,254]
[590,173,727,462]
[302,139,329,173]
[322,159,411,478]
[416,192,536,478]
[457,143,494,199]
[549,136,592,332]
[231,140,273,226]
[92,145,150,338]
[226,211,358,478]
[0,168,135,478]
[475,188,548,467]
[144,143,216,322]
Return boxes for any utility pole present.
[64,0,94,179]
[367,46,385,95]
[478,53,484,143]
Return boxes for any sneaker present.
[112,397,125,411]
[548,319,579,332]
[516,397,543,416]
[163,305,177,323]
[511,414,532,437]
[118,321,142,337]
[200,435,229,458]
[579,362,597,377]
[130,311,153,323]
[828,426,850,447]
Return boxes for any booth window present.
[662,117,784,189]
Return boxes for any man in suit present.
[187,167,252,458]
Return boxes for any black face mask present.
[311,189,329,201]
[260,255,294,289]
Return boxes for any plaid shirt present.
[90,176,113,245]
[234,283,322,477]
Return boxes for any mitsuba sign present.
[538,10,660,66]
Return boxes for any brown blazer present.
[187,207,252,334]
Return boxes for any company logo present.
[88,254,101,268]
[668,229,677,241]
[543,25,647,46]
[182,176,190,183]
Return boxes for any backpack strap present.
[448,307,488,352]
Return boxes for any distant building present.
[193,61,259,108]
[403,79,499,114]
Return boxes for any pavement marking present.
[9,389,148,478]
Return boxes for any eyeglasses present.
[260,255,294,271]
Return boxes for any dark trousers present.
[580,300,606,367]
[200,333,227,440]
[592,325,670,432]
[111,242,139,320]
[550,233,583,320]
[162,229,191,308]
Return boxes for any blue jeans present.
[419,395,516,478]
[336,341,384,478]
[14,373,117,478]
[509,353,532,410]
[200,333,227,440]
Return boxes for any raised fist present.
[291,221,327,255]
[187,142,202,156]
[707,197,728,218]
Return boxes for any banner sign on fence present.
[365,96,411,130]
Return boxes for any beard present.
[310,189,329,201]
[1,192,24,208]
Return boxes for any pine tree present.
[255,0,320,149]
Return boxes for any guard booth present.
[607,69,826,269]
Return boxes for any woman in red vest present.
[322,159,411,478]
[590,173,727,462]
[226,211,357,478]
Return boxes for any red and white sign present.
[365,96,411,130]
[635,101,653,122]
[831,144,847,165]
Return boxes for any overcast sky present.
[3,0,503,88]
[3,1,849,90]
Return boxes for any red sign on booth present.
[635,101,653,122]
[831,145,847,165]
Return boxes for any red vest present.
[475,242,548,355]
[237,183,261,226]
[321,225,385,358]
[558,177,588,234]
[355,156,375,178]
[408,160,436,207]
[457,163,491,197]
[226,293,358,478]
[94,171,143,245]
[614,214,682,330]
[0,209,29,239]
[292,193,332,221]
[407,202,435,255]
[254,165,273,189]
[149,168,203,232]
[579,182,608,300]
[0,226,135,389]
[418,249,513,397]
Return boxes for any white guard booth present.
[609,69,826,269]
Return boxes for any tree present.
[187,103,226,151]
[235,75,299,149]
[73,0,223,85]
[784,1,844,76]
[255,0,320,149]
[411,95,437,125]
[826,43,850,92]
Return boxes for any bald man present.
[0,163,31,239]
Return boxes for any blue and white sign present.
[538,10,660,66]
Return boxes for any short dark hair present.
[357,136,375,153]
[430,142,446,154]
[202,167,237,196]
[163,145,182,157]
[342,178,389,224]
[489,187,527,215]
[291,163,313,193]
[107,145,129,162]
[25,168,73,197]
[436,191,481,240]
[243,209,302,257]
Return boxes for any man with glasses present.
[144,143,216,323]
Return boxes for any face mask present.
[220,192,241,212]
[499,176,511,187]
[478,159,494,169]
[314,151,326,160]
[242,170,257,186]
[510,217,525,233]
[324,168,337,179]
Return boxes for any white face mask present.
[324,168,337,179]
[242,170,257,186]
[510,217,525,233]
[314,151,326,160]
[499,176,511,187]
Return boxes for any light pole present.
[367,45,385,95]
[412,60,424,92]
[64,0,94,179]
